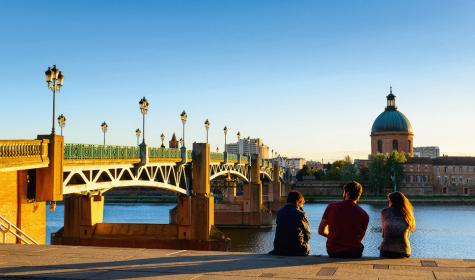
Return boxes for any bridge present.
[0,135,288,250]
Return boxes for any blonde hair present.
[388,191,416,232]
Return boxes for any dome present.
[371,110,413,134]
[371,87,413,134]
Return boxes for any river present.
[46,203,475,259]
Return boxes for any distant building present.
[169,133,179,148]
[226,138,269,159]
[370,87,414,156]
[306,160,323,172]
[414,146,440,158]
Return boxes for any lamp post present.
[160,133,165,148]
[139,97,149,145]
[101,122,108,145]
[135,128,141,146]
[45,65,64,135]
[57,114,66,136]
[237,131,241,141]
[180,111,187,148]
[223,126,228,152]
[247,137,252,183]
[204,119,210,144]
[216,147,219,153]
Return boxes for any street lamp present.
[237,131,241,141]
[139,97,149,145]
[216,147,219,153]
[204,119,210,144]
[57,114,66,136]
[135,128,141,146]
[45,65,64,135]
[179,138,183,147]
[223,126,228,152]
[101,121,108,145]
[160,133,165,148]
[180,110,187,148]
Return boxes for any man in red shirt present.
[318,181,369,258]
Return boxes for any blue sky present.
[1,1,474,162]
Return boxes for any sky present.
[1,0,474,162]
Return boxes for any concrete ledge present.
[0,244,473,279]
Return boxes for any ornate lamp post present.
[45,65,64,135]
[160,133,165,148]
[223,126,228,152]
[57,114,66,136]
[204,119,210,144]
[101,121,108,145]
[180,111,187,147]
[139,97,149,145]
[135,128,141,146]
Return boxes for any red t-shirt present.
[322,200,369,254]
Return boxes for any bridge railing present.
[210,152,224,162]
[149,147,181,158]
[0,140,48,159]
[228,153,238,162]
[241,155,249,164]
[64,144,140,160]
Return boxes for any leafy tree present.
[368,151,407,195]
[340,156,358,181]
[296,164,312,181]
[314,169,325,180]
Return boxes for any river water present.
[46,203,475,259]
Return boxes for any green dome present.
[371,110,413,134]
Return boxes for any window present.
[443,187,448,194]
[392,139,398,151]
[464,188,470,195]
[377,140,383,153]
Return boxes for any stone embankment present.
[0,244,474,279]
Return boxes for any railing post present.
[181,146,187,163]
[139,143,149,165]
[223,151,228,163]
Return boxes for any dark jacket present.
[270,203,311,256]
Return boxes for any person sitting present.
[269,190,310,256]
[318,181,369,258]
[379,191,416,258]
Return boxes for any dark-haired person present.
[379,191,416,258]
[269,190,311,256]
[318,181,369,258]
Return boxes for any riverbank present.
[305,195,475,204]
[1,244,474,279]
[102,194,475,204]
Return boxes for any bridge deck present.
[0,244,473,279]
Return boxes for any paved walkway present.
[0,244,474,279]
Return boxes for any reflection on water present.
[47,202,475,259]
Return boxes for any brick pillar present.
[191,143,214,241]
[272,162,282,200]
[36,135,63,202]
[63,194,104,239]
[249,154,262,212]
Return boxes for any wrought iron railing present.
[0,140,48,159]
[149,147,181,158]
[210,152,224,161]
[228,153,238,162]
[64,144,140,160]
[241,155,249,164]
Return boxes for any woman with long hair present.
[379,191,416,258]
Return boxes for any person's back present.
[379,192,416,258]
[270,191,310,256]
[318,181,369,258]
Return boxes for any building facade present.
[414,146,440,158]
[226,138,269,159]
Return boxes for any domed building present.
[371,87,414,156]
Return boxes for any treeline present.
[296,151,407,195]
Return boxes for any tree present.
[368,151,407,195]
[340,156,358,181]
[296,164,312,181]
